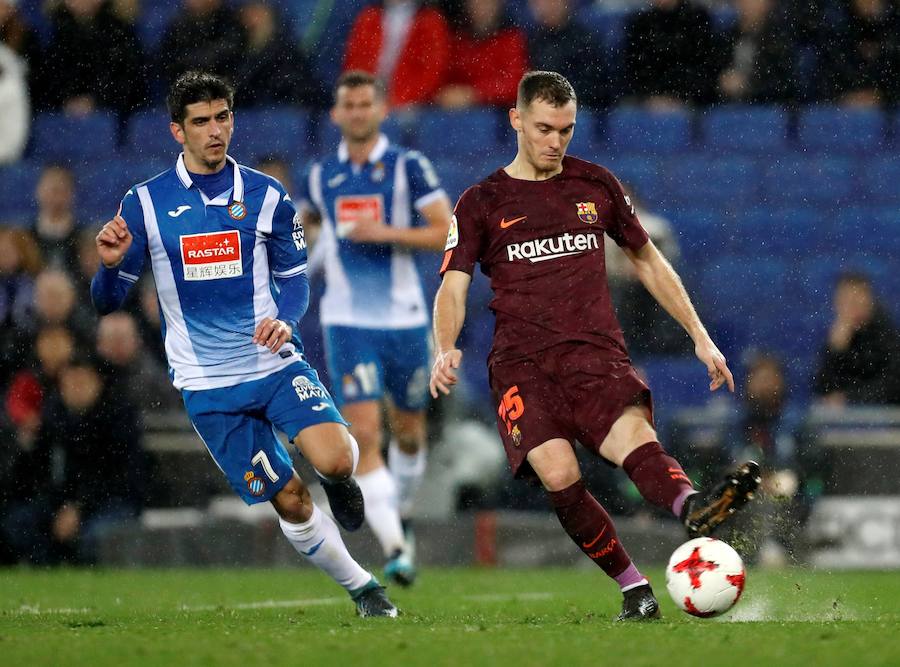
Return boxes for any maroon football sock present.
[622,441,695,517]
[547,479,635,580]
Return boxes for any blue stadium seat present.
[701,106,789,153]
[135,0,181,50]
[798,107,886,153]
[432,158,495,202]
[862,155,900,204]
[734,207,822,257]
[77,160,169,225]
[124,109,174,163]
[565,111,602,162]
[762,154,856,205]
[606,108,693,154]
[228,108,312,165]
[605,156,664,200]
[417,109,510,160]
[640,357,713,412]
[662,154,759,206]
[0,160,42,225]
[31,112,119,162]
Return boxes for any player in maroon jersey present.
[429,71,760,620]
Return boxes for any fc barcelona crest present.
[576,202,598,224]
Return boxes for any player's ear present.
[170,121,186,146]
[509,107,522,133]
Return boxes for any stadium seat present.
[0,160,42,225]
[124,109,175,163]
[228,108,312,165]
[640,357,713,412]
[31,112,119,162]
[700,105,789,153]
[565,111,602,162]
[605,155,664,203]
[862,155,900,204]
[606,108,693,154]
[77,160,169,225]
[798,107,886,153]
[662,154,759,206]
[762,154,856,205]
[417,109,510,160]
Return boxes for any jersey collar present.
[337,134,389,165]
[176,153,245,203]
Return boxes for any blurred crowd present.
[2,0,900,149]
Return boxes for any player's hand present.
[96,214,132,268]
[695,339,734,392]
[253,317,292,353]
[347,218,392,244]
[430,349,463,398]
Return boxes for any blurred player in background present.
[300,71,452,586]
[91,71,397,618]
[430,71,760,620]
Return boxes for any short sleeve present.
[602,171,649,251]
[268,189,308,279]
[405,150,447,214]
[439,186,484,276]
[116,188,148,284]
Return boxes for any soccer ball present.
[665,537,746,617]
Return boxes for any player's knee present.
[317,450,354,481]
[538,466,581,492]
[393,431,423,454]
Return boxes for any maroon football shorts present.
[488,341,654,479]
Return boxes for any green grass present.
[1,567,898,667]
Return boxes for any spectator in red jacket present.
[343,1,451,108]
[437,0,527,109]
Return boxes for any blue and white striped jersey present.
[110,154,308,391]
[300,134,446,329]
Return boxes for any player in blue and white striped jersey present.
[299,71,452,586]
[91,71,396,617]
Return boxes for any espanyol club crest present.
[228,201,247,220]
[576,201,598,224]
[244,471,266,497]
[371,161,385,183]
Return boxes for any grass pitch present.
[1,567,897,667]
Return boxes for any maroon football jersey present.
[441,155,650,366]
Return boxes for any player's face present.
[171,99,234,173]
[511,98,576,173]
[331,84,386,143]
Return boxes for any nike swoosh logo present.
[582,525,607,549]
[311,402,329,412]
[168,205,191,217]
[500,215,527,229]
[327,174,347,188]
[300,538,325,556]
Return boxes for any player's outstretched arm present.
[430,269,472,398]
[623,240,735,392]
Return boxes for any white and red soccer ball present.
[665,537,746,617]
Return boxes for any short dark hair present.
[167,71,235,124]
[334,70,385,101]
[517,71,577,109]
